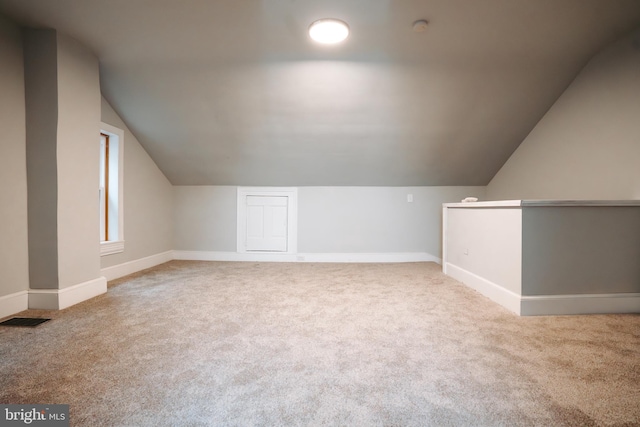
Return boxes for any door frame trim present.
[237,187,298,254]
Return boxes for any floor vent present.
[0,317,51,327]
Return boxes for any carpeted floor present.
[0,261,638,426]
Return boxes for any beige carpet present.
[1,261,638,426]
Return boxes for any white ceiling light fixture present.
[309,19,350,44]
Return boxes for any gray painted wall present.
[1,11,172,306]
[0,14,29,298]
[100,97,174,268]
[23,29,102,290]
[298,187,484,256]
[55,32,102,289]
[486,29,640,200]
[173,186,237,252]
[521,207,640,295]
[24,29,59,289]
[174,186,485,259]
[174,186,237,252]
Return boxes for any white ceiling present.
[2,0,640,186]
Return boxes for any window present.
[99,123,124,256]
[99,133,109,241]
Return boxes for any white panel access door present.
[237,187,298,255]
[246,196,288,252]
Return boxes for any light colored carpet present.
[1,261,638,426]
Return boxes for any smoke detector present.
[412,20,428,33]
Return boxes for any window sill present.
[100,240,124,256]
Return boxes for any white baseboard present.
[300,252,440,263]
[173,251,441,264]
[101,250,174,281]
[7,250,173,313]
[174,250,297,262]
[521,293,640,316]
[0,291,29,319]
[445,263,640,316]
[444,263,522,315]
[4,250,435,317]
[29,277,107,310]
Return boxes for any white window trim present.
[101,240,125,256]
[237,187,298,254]
[100,122,125,256]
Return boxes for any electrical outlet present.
[407,194,413,203]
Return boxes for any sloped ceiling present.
[1,0,639,186]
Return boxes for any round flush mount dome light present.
[309,19,350,44]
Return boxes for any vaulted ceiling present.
[2,0,639,186]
